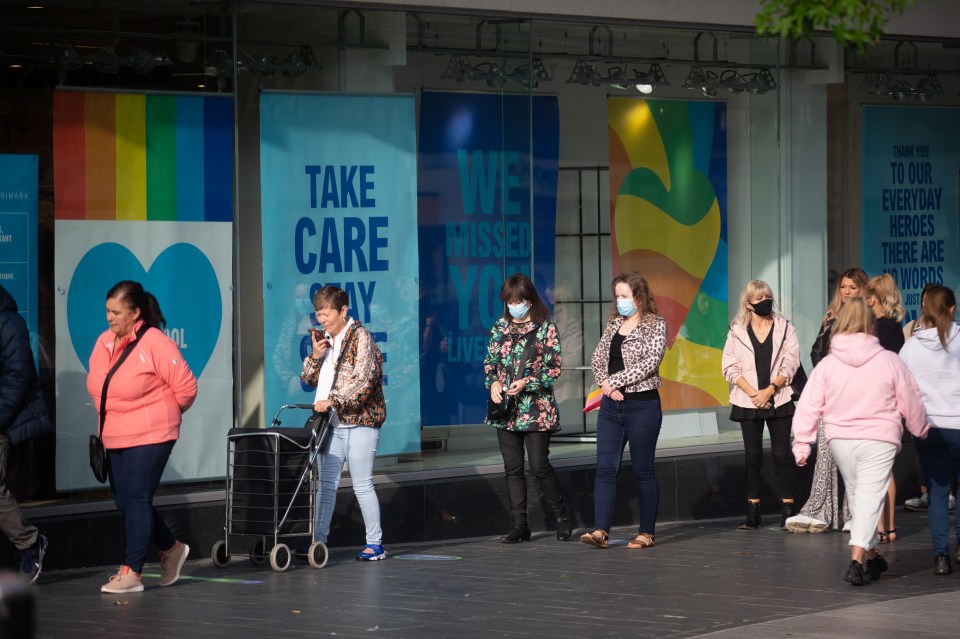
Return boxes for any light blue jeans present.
[314,426,382,546]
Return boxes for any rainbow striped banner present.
[53,91,232,221]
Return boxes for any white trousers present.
[314,426,382,546]
[829,438,897,551]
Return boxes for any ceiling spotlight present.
[607,65,634,90]
[472,62,502,88]
[865,72,890,95]
[88,48,119,74]
[511,58,551,88]
[567,60,602,87]
[176,19,200,64]
[441,55,471,82]
[633,63,669,94]
[914,74,942,101]
[742,68,777,94]
[125,48,169,75]
[682,65,717,97]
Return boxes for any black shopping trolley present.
[210,404,331,572]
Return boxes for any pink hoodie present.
[87,321,197,449]
[792,332,928,464]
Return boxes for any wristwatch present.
[771,383,781,393]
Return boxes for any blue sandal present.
[356,544,387,561]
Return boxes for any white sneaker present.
[842,520,851,533]
[905,493,929,511]
[808,518,829,533]
[784,514,811,533]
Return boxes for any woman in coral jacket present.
[87,281,197,594]
[792,297,928,586]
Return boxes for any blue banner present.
[861,106,960,322]
[260,93,420,455]
[0,155,39,367]
[418,92,559,426]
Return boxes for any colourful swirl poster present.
[608,98,728,409]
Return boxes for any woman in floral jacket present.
[484,273,571,543]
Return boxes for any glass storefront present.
[1,2,956,509]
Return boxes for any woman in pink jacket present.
[722,280,801,530]
[87,281,197,594]
[792,297,928,586]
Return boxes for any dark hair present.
[312,285,349,311]
[106,280,166,330]
[920,285,957,350]
[499,273,549,324]
[610,272,658,321]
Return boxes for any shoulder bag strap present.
[329,323,356,394]
[511,324,540,383]
[98,324,150,438]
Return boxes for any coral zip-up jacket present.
[87,321,197,450]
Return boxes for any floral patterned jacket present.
[591,314,667,393]
[483,318,562,432]
[301,321,386,428]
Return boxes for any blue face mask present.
[508,302,531,320]
[295,298,314,317]
[616,298,637,317]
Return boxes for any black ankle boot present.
[556,517,573,541]
[738,501,761,530]
[780,501,795,529]
[500,523,531,543]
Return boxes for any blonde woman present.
[785,268,866,533]
[722,280,801,530]
[793,297,928,585]
[864,274,905,543]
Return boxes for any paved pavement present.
[31,511,960,638]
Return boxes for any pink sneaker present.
[159,540,190,587]
[101,565,144,593]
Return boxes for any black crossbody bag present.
[90,324,149,483]
[486,328,538,423]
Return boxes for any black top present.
[748,324,773,390]
[607,332,660,403]
[875,316,905,353]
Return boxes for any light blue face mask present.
[616,298,637,317]
[508,302,531,320]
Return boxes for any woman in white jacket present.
[899,285,960,576]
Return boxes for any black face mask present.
[751,299,774,316]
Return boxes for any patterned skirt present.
[797,419,851,529]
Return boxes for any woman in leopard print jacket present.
[580,272,667,551]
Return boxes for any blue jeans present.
[914,429,960,556]
[107,440,177,573]
[594,396,662,535]
[314,427,382,546]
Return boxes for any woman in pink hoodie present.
[87,281,197,594]
[792,297,928,586]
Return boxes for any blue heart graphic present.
[67,242,221,378]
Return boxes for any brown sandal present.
[627,533,655,549]
[580,529,608,549]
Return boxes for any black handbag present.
[485,330,537,423]
[91,324,149,483]
[791,363,808,402]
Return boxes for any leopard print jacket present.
[591,314,667,393]
[301,321,386,428]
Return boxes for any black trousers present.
[496,429,567,524]
[740,417,795,500]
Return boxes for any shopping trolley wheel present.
[270,543,292,572]
[249,540,266,565]
[211,540,230,568]
[308,541,329,569]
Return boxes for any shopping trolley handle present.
[269,403,318,427]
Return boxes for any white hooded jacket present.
[899,323,960,430]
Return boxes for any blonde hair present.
[732,279,776,327]
[822,268,868,326]
[864,273,905,322]
[832,297,876,338]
